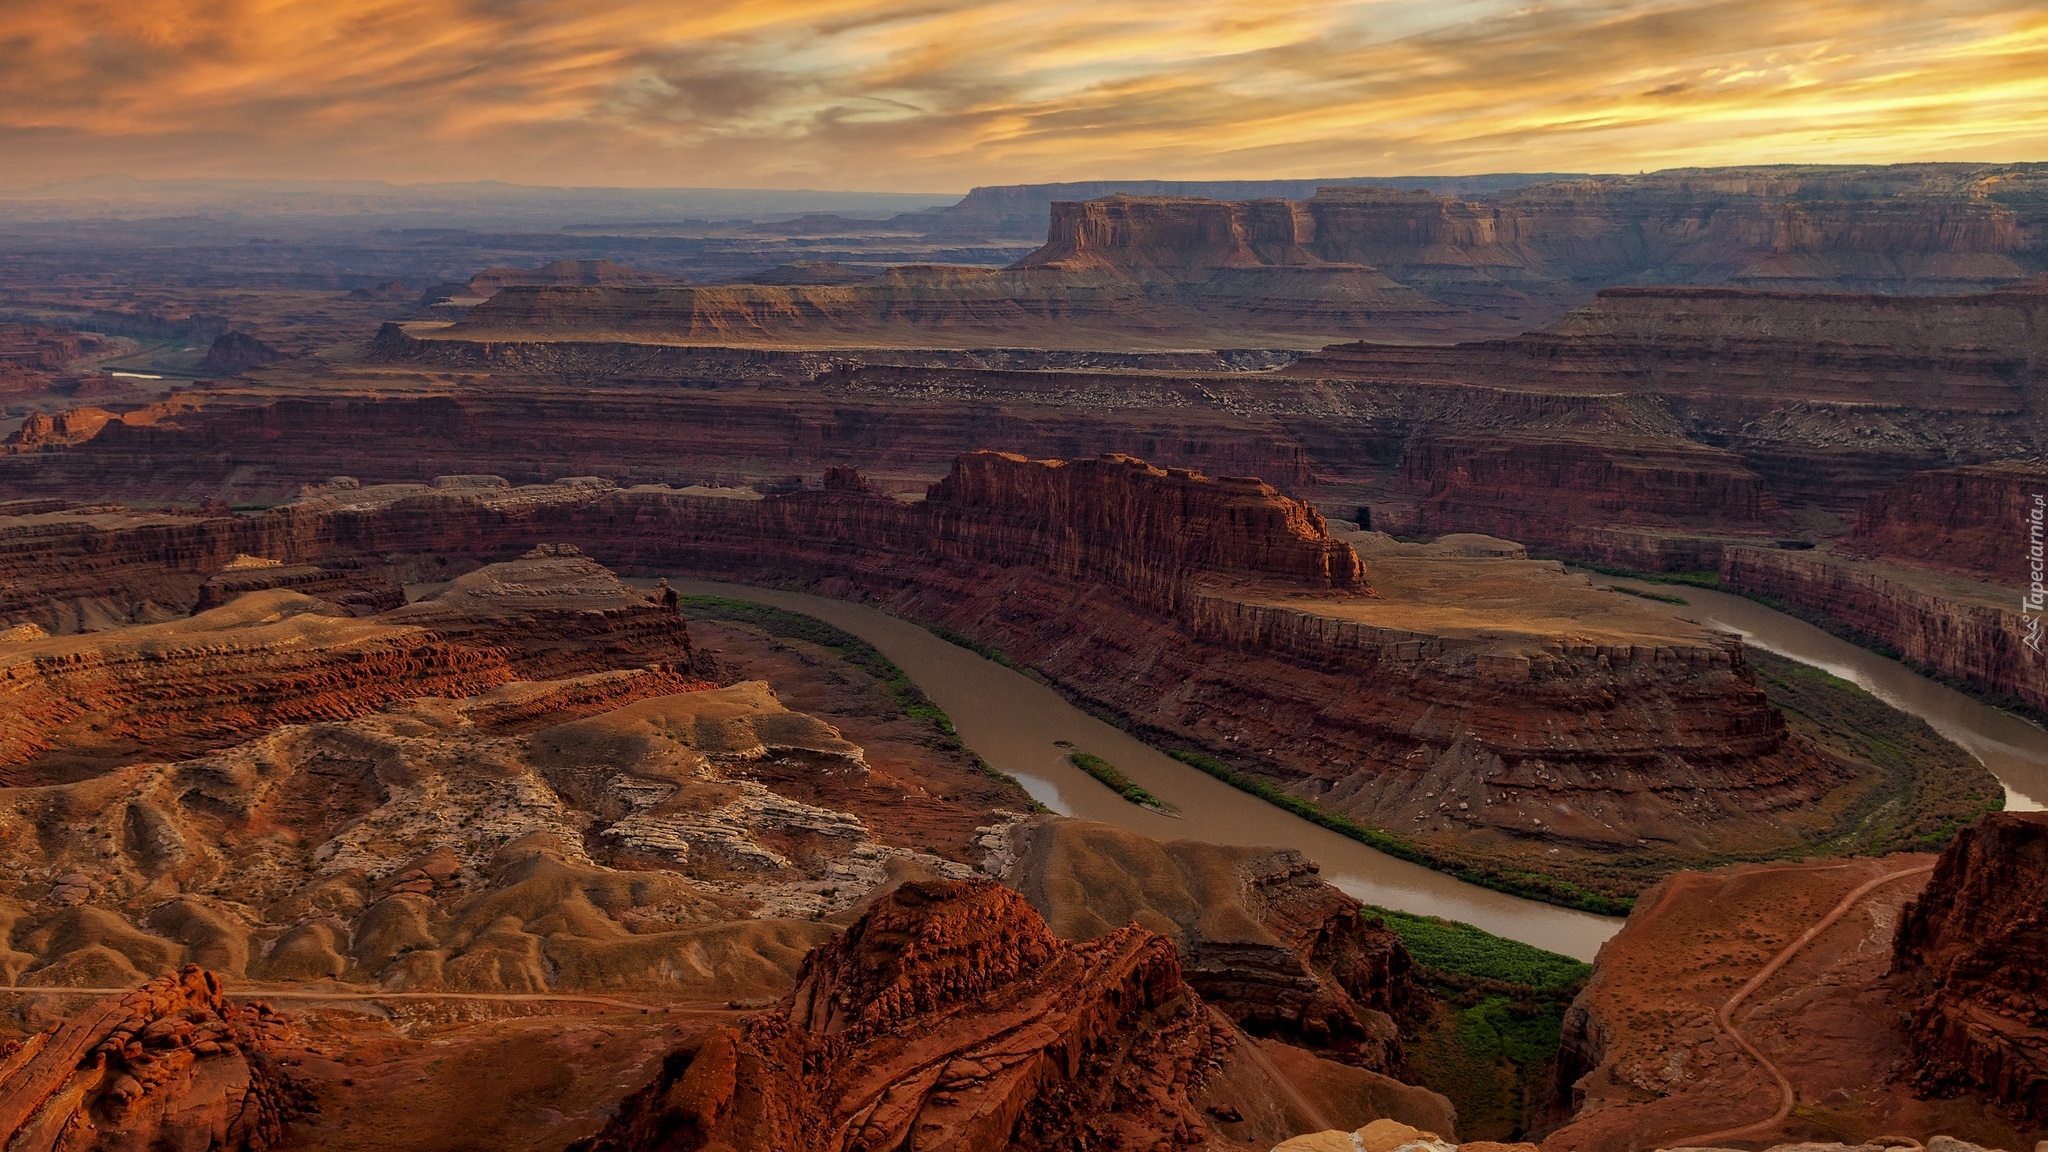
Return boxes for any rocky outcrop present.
[0,456,1868,902]
[0,676,947,995]
[0,324,112,395]
[198,331,285,374]
[0,552,701,780]
[1719,546,2046,715]
[1397,433,1780,552]
[191,557,405,616]
[1891,812,2048,1122]
[1850,462,2048,585]
[923,451,1367,607]
[0,966,304,1151]
[1005,819,1428,1074]
[568,878,1225,1152]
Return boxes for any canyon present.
[3,163,2046,1152]
[0,453,2003,911]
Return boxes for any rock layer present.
[1005,818,1428,1074]
[568,878,1225,1152]
[1891,812,2048,1123]
[0,551,701,781]
[0,966,303,1151]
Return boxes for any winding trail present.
[1669,862,1935,1149]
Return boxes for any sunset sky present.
[4,0,2045,191]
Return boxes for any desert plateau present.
[4,4,2048,1151]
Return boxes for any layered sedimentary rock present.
[1719,546,2046,715]
[1394,433,1781,555]
[0,663,1004,993]
[1891,812,2048,1122]
[0,323,111,395]
[198,331,285,374]
[1850,462,2048,585]
[1005,818,1427,1075]
[1295,281,2048,414]
[0,966,303,1151]
[0,551,699,781]
[0,454,1870,902]
[569,878,1226,1152]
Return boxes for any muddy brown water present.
[1590,574,2048,813]
[663,577,1624,960]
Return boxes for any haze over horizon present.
[4,0,2044,192]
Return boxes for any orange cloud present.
[0,0,2042,189]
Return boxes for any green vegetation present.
[1064,751,1167,810]
[1749,649,2003,854]
[1367,906,1589,1142]
[1559,558,1722,588]
[1608,584,1689,605]
[1164,749,1634,916]
[675,595,1038,803]
[1368,906,1591,991]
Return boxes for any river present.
[661,573,2048,961]
[667,577,1625,960]
[1587,574,2048,812]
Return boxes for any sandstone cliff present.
[567,878,1225,1152]
[0,551,700,782]
[0,454,1875,905]
[1719,546,2046,715]
[1850,462,2048,585]
[1891,811,2048,1122]
[0,966,304,1151]
[1295,281,2048,415]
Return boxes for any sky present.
[3,0,2045,192]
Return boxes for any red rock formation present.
[1851,461,2048,585]
[569,878,1225,1152]
[0,965,305,1151]
[0,324,111,395]
[1006,819,1428,1075]
[191,558,405,615]
[198,331,285,374]
[1719,546,2047,715]
[1891,811,2048,1122]
[0,552,702,781]
[1294,282,2048,415]
[924,451,1367,607]
[0,456,1851,900]
[1397,432,1780,551]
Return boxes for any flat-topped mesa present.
[1013,195,1322,277]
[924,451,1369,606]
[1890,812,2048,1122]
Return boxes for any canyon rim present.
[4,5,2048,1150]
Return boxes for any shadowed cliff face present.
[1891,812,2048,1122]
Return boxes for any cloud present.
[0,0,2042,189]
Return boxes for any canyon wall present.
[1294,282,2047,414]
[1719,547,2046,714]
[0,456,1864,905]
[1851,462,2048,585]
[1891,812,2048,1123]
